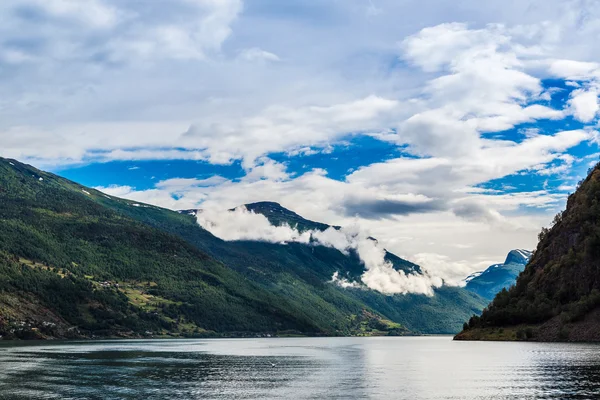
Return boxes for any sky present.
[3,0,600,283]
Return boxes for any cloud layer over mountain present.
[196,206,443,295]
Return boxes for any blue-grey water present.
[1,336,600,399]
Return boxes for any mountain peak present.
[464,249,531,300]
[245,201,283,208]
[504,249,532,265]
[243,201,332,232]
[244,201,293,215]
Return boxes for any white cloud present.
[156,176,228,189]
[238,47,280,62]
[412,253,489,287]
[28,0,121,29]
[557,184,576,191]
[97,184,208,210]
[400,23,505,73]
[197,206,312,243]
[0,0,242,68]
[330,272,361,289]
[568,89,600,122]
[181,95,400,166]
[550,59,600,79]
[0,96,399,167]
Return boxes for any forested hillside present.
[457,163,600,341]
[0,159,342,338]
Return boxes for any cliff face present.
[456,164,600,341]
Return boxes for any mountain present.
[189,201,485,333]
[464,249,532,300]
[456,163,600,342]
[0,158,486,339]
[0,159,343,339]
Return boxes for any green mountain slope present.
[0,159,340,339]
[0,158,486,338]
[456,164,600,341]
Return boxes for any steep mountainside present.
[0,158,486,338]
[456,164,600,341]
[465,249,532,300]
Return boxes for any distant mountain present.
[456,163,600,342]
[0,158,486,339]
[464,249,532,300]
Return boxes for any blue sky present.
[54,78,597,196]
[2,0,600,281]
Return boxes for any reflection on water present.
[1,337,600,399]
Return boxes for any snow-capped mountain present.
[464,249,532,300]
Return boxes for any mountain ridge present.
[181,203,422,275]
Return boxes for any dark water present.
[1,337,600,399]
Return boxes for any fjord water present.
[1,337,600,399]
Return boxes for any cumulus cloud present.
[393,22,566,159]
[197,206,312,243]
[181,95,400,167]
[568,89,600,122]
[196,206,443,296]
[0,0,242,63]
[550,59,600,79]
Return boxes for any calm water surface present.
[1,336,600,399]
